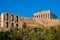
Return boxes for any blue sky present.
[0,0,60,19]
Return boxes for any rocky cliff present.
[23,18,60,28]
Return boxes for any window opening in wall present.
[6,13,8,20]
[16,24,18,28]
[11,15,14,21]
[6,22,8,28]
[16,16,18,22]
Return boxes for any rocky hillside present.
[23,18,60,28]
[35,19,60,28]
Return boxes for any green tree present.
[22,23,27,29]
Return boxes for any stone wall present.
[1,13,23,31]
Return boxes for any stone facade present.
[0,12,23,31]
[34,10,57,19]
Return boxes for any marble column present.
[46,14,47,19]
[47,14,48,19]
[39,15,40,19]
[45,14,46,19]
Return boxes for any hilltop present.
[23,18,60,28]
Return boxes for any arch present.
[16,15,18,22]
[11,14,14,21]
[6,13,8,20]
[6,22,8,28]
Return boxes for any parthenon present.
[34,10,57,19]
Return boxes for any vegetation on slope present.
[0,25,60,40]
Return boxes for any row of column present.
[34,14,50,19]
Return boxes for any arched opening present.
[16,24,18,28]
[16,16,18,22]
[6,13,8,20]
[11,15,14,21]
[6,22,8,28]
